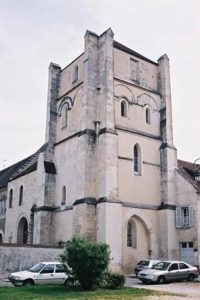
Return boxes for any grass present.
[0,285,167,300]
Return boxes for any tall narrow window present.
[9,189,13,208]
[62,106,68,128]
[146,108,151,124]
[133,144,141,174]
[127,221,132,247]
[19,186,23,206]
[61,186,66,205]
[130,59,138,82]
[127,220,137,248]
[121,100,128,117]
[72,65,78,83]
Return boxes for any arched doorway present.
[17,217,28,244]
[0,233,3,244]
[123,215,150,273]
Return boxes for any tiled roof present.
[0,158,28,188]
[10,144,48,181]
[177,159,200,192]
[0,143,49,188]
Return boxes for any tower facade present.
[1,28,181,273]
[52,28,178,271]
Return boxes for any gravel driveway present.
[126,276,200,299]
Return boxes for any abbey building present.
[0,28,200,273]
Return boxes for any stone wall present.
[0,244,63,278]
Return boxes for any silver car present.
[138,260,199,284]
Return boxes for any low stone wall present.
[0,244,63,278]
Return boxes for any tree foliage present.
[60,236,111,290]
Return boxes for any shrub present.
[60,236,111,290]
[105,271,125,289]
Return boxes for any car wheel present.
[157,276,166,284]
[141,279,148,284]
[22,279,34,286]
[64,277,75,287]
[187,274,195,281]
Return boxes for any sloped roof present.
[177,159,200,192]
[113,40,158,66]
[0,144,48,188]
[0,158,28,189]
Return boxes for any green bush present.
[60,236,111,290]
[105,271,125,289]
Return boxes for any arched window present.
[146,108,151,124]
[127,220,137,248]
[61,186,66,205]
[9,189,13,208]
[19,186,23,206]
[121,100,128,117]
[62,106,68,128]
[133,144,141,174]
[0,233,2,244]
[72,65,78,83]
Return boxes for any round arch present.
[114,83,134,100]
[58,97,73,116]
[120,98,129,117]
[137,93,159,111]
[73,84,83,103]
[17,217,28,244]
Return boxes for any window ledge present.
[177,225,193,229]
[134,172,141,176]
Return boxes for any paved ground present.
[126,276,200,299]
[0,278,12,287]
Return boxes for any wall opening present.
[17,217,28,244]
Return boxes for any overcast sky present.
[0,0,200,169]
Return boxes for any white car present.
[8,261,72,286]
[138,260,199,284]
[135,260,160,275]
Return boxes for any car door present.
[167,263,179,281]
[178,262,190,280]
[35,264,55,284]
[53,264,68,284]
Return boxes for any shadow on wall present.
[0,244,63,278]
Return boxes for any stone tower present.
[1,28,180,273]
[52,28,178,271]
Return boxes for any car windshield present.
[138,260,149,266]
[29,263,45,273]
[152,262,171,270]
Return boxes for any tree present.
[60,236,111,290]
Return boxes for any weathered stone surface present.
[0,244,63,278]
[1,28,199,275]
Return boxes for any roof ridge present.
[177,168,200,192]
